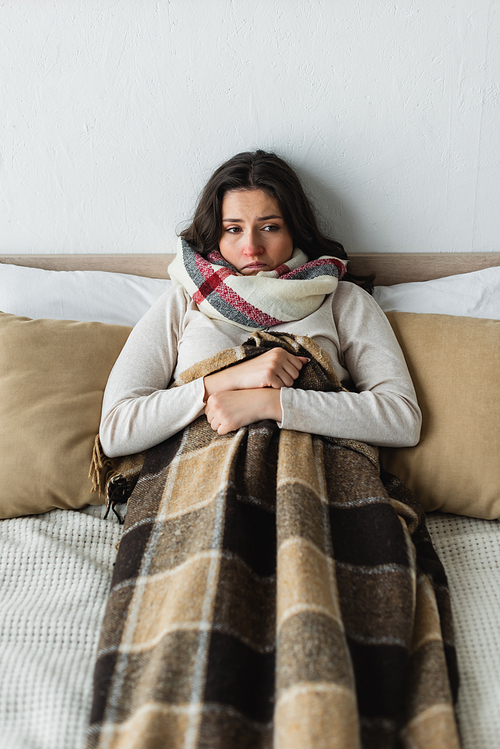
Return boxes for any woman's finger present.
[261,353,309,388]
[270,372,294,388]
[277,354,309,383]
[280,359,303,380]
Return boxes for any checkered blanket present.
[87,332,460,749]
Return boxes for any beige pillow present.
[0,312,131,518]
[380,312,500,519]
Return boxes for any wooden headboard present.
[0,252,499,286]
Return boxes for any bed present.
[0,251,499,749]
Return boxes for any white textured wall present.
[1,0,499,255]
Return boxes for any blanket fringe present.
[89,435,114,499]
[89,435,145,524]
[89,435,124,520]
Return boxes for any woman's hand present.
[203,349,309,400]
[205,389,282,435]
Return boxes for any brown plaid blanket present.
[87,332,461,749]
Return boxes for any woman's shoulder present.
[333,280,392,334]
[334,279,381,313]
[133,283,191,334]
[335,279,373,300]
[148,282,190,313]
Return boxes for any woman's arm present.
[203,284,420,446]
[279,283,422,447]
[204,347,309,395]
[99,287,206,457]
[100,289,308,453]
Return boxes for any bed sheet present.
[0,507,499,749]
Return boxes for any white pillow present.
[374,265,500,319]
[3,260,498,325]
[0,263,171,325]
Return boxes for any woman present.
[89,151,460,749]
[99,150,420,457]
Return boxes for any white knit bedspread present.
[426,513,500,749]
[0,507,498,749]
[0,505,122,749]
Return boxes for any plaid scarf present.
[88,332,460,749]
[167,238,347,331]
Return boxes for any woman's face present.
[218,189,294,275]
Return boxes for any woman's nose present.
[242,230,263,255]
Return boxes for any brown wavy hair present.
[180,150,374,292]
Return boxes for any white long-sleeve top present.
[99,281,421,458]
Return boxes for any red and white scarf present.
[168,238,347,331]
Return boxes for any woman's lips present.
[242,262,267,271]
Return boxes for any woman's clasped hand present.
[203,348,309,434]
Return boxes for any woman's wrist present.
[258,388,283,423]
[203,370,233,401]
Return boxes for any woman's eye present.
[226,226,241,233]
[263,224,280,232]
